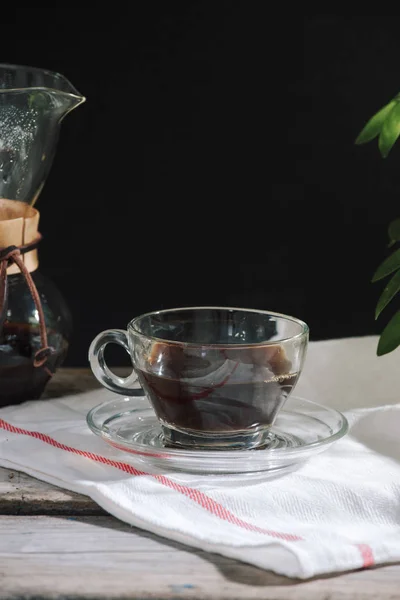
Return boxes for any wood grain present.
[0,467,104,515]
[41,366,131,398]
[1,515,400,600]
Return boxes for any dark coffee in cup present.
[136,342,298,434]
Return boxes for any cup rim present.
[128,306,309,348]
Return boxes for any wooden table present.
[1,370,399,599]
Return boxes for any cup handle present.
[88,329,145,396]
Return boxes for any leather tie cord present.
[0,235,53,376]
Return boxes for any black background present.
[3,11,400,365]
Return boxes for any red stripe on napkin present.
[0,418,300,541]
[355,544,375,568]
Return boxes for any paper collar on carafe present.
[0,198,39,274]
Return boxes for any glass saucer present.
[86,396,348,475]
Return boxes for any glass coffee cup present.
[89,307,309,450]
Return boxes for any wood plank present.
[41,366,130,398]
[0,467,104,515]
[1,515,400,600]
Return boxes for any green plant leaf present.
[375,269,400,319]
[355,100,396,145]
[372,248,400,282]
[379,102,400,158]
[377,310,400,356]
[388,218,400,244]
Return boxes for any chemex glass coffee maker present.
[0,64,85,405]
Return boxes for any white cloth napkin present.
[1,335,400,579]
